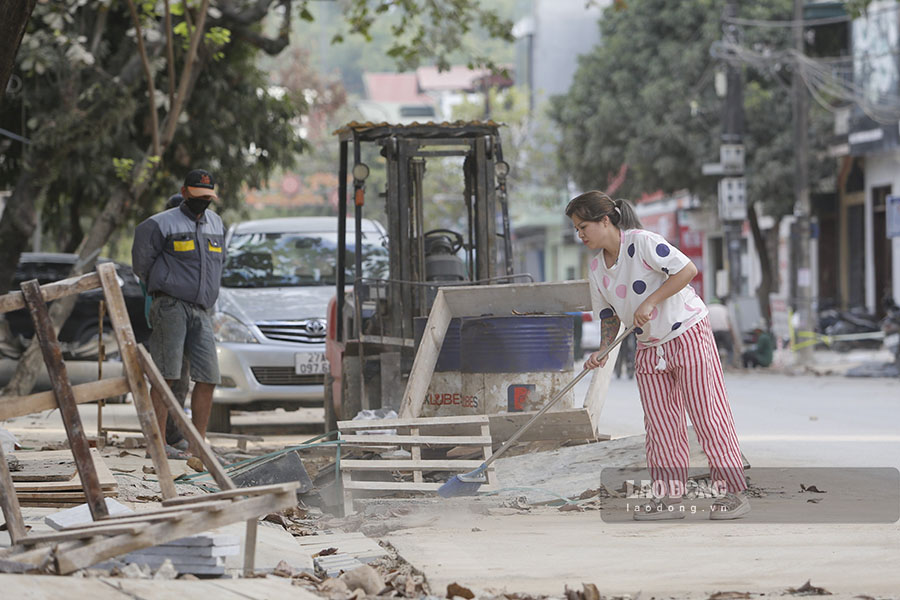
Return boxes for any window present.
[222,232,388,288]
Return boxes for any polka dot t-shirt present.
[588,228,708,348]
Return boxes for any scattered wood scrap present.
[12,449,118,507]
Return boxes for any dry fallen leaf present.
[787,580,832,595]
[582,583,602,600]
[447,582,475,599]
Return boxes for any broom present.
[437,325,636,498]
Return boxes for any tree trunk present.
[0,171,38,295]
[0,0,37,105]
[748,201,777,329]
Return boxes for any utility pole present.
[792,0,814,365]
[703,0,747,303]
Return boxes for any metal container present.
[459,315,574,373]
[413,316,462,372]
[459,315,575,414]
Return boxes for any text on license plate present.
[294,352,329,375]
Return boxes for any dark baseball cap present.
[183,169,218,199]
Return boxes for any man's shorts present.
[148,295,220,384]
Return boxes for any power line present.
[713,40,900,124]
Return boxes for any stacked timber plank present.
[337,414,496,514]
[11,449,118,507]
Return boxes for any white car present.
[210,217,387,430]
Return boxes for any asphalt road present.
[580,367,900,469]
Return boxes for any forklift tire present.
[323,373,337,435]
[207,402,231,433]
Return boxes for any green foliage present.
[1,0,517,256]
[0,0,307,253]
[113,158,136,182]
[287,0,517,96]
[550,0,832,218]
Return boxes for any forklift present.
[323,121,527,431]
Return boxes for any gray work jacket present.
[132,204,226,309]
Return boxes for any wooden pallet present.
[337,414,497,514]
[0,265,289,575]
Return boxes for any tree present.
[0,0,37,106]
[550,0,832,320]
[0,0,514,396]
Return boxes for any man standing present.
[707,298,739,368]
[132,170,225,460]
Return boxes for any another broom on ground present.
[437,325,636,498]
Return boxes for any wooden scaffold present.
[0,263,296,575]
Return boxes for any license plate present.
[294,352,329,375]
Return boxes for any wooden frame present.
[337,414,497,514]
[0,264,281,575]
[397,281,620,440]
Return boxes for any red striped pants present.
[635,317,747,495]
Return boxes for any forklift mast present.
[334,121,513,343]
[326,121,520,425]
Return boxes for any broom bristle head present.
[437,474,484,498]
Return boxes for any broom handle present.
[481,324,636,468]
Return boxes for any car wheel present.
[323,372,337,435]
[207,402,231,433]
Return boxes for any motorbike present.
[823,306,883,353]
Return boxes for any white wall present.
[532,0,607,99]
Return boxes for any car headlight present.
[213,312,258,344]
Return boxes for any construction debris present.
[339,564,385,595]
[230,450,314,497]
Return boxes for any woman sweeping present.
[567,191,749,520]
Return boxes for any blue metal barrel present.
[413,317,462,372]
[459,315,573,373]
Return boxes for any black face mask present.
[184,196,212,216]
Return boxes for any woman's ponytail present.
[615,198,643,230]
